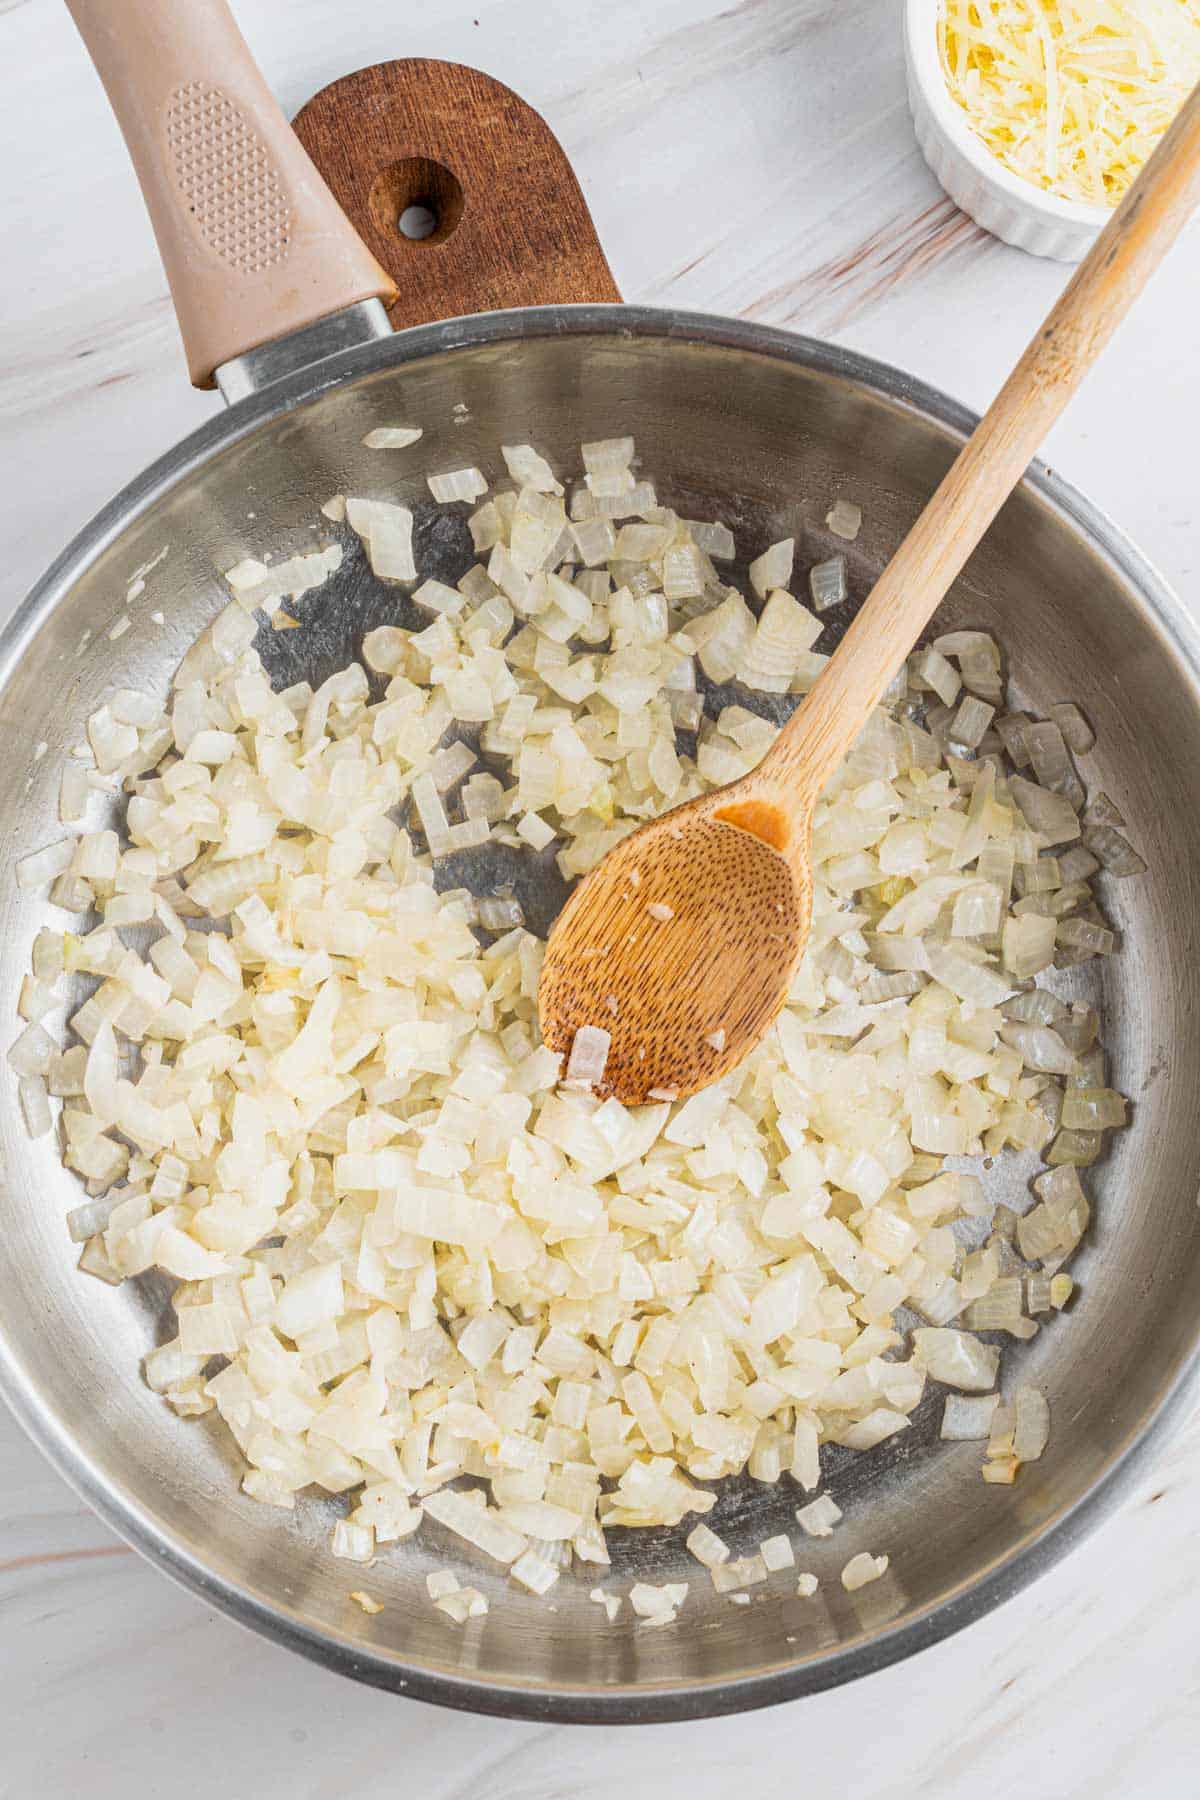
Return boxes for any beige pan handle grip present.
[65,0,398,389]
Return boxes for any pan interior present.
[2,325,1197,1718]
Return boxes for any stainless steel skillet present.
[2,0,1199,1723]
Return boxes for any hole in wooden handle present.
[293,60,621,329]
[369,156,465,249]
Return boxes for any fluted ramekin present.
[904,0,1109,262]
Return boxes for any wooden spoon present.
[539,84,1200,1105]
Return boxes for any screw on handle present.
[65,0,397,388]
[762,79,1200,832]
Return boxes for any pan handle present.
[293,60,621,328]
[65,0,397,390]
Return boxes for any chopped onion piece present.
[796,1496,842,1538]
[581,437,634,475]
[511,1547,561,1594]
[741,591,822,692]
[1050,1274,1074,1308]
[749,538,794,599]
[685,1523,730,1568]
[683,518,735,560]
[912,1328,1000,1391]
[59,764,89,824]
[825,499,862,540]
[589,1587,622,1621]
[841,1552,888,1591]
[950,695,995,750]
[423,1490,527,1564]
[1049,702,1094,755]
[346,498,416,582]
[566,1025,611,1088]
[1083,822,1146,878]
[809,557,847,612]
[760,1534,795,1571]
[19,1074,52,1139]
[1010,775,1081,846]
[1061,1086,1126,1130]
[999,1021,1076,1075]
[414,579,467,618]
[711,1554,768,1592]
[501,445,561,494]
[940,1393,1000,1440]
[17,838,74,891]
[9,1022,55,1077]
[915,646,961,706]
[331,1521,374,1563]
[1013,1386,1050,1461]
[630,1580,688,1623]
[427,467,488,504]
[224,545,342,614]
[363,426,423,449]
[1002,913,1057,979]
[982,1456,1020,1485]
[517,812,556,852]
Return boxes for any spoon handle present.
[762,79,1200,822]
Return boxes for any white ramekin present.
[903,0,1110,262]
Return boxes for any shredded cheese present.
[939,0,1200,206]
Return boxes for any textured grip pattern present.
[166,82,291,274]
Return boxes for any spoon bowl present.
[539,793,813,1103]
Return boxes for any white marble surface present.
[1,0,1198,1791]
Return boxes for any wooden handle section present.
[65,0,397,389]
[293,60,621,328]
[765,79,1200,821]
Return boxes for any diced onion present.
[346,499,416,582]
[912,1328,1000,1391]
[760,1534,795,1571]
[17,838,74,890]
[427,468,488,504]
[825,499,862,541]
[1013,1385,1051,1461]
[589,1586,622,1621]
[512,1547,561,1594]
[710,1554,768,1592]
[749,538,794,599]
[363,426,423,449]
[809,557,847,612]
[22,429,1134,1608]
[940,1393,1000,1440]
[685,1522,730,1567]
[19,1074,52,1139]
[841,1552,888,1591]
[796,1495,842,1538]
[629,1579,688,1623]
[566,1025,611,1088]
